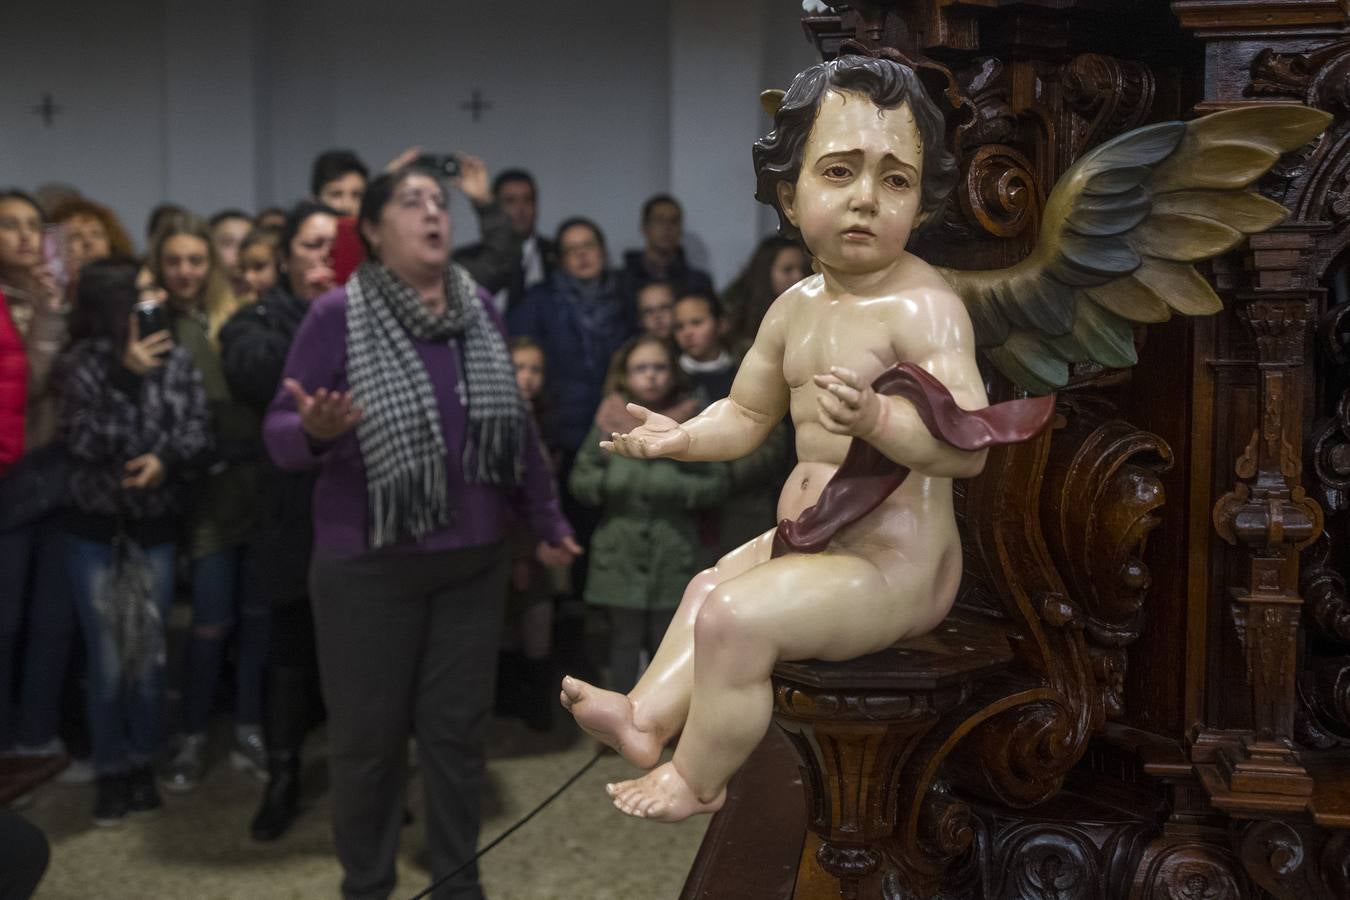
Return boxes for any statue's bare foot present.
[606,762,725,822]
[559,676,662,769]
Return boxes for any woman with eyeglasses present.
[263,167,578,899]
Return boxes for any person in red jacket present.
[0,288,26,475]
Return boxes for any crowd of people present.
[0,148,809,900]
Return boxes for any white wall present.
[2,0,820,285]
[1,1,169,244]
[257,0,674,263]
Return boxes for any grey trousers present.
[311,541,509,900]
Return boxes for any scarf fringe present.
[465,414,525,487]
[368,457,450,549]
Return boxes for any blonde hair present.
[147,210,240,343]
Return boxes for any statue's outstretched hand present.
[814,367,881,438]
[600,403,690,459]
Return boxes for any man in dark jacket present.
[310,148,523,293]
[507,218,634,457]
[456,169,556,315]
[621,194,714,299]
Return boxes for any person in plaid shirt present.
[56,258,210,826]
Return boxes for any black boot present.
[251,664,310,842]
[250,753,300,841]
[519,657,555,732]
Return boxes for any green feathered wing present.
[939,106,1332,395]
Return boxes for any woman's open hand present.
[283,378,362,442]
[600,404,691,459]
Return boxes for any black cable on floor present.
[405,746,606,900]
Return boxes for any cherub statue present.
[560,54,1329,822]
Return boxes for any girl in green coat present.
[569,336,729,691]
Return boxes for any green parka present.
[570,424,729,611]
[173,310,258,559]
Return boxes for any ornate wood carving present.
[942,785,1161,899]
[947,400,1175,789]
[1204,292,1322,803]
[687,5,1350,898]
[770,612,1009,899]
[1041,399,1173,721]
[1064,52,1158,157]
[1136,840,1250,900]
[1300,297,1350,750]
[1233,819,1350,900]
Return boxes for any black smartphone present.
[414,154,461,178]
[134,301,170,339]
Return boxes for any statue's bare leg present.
[607,550,929,822]
[560,530,775,769]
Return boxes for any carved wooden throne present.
[682,3,1350,898]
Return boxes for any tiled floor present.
[18,718,707,900]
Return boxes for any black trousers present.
[0,811,47,900]
[261,594,322,755]
[311,541,509,900]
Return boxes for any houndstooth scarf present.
[346,259,523,549]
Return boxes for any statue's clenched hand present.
[600,404,691,459]
[814,367,882,438]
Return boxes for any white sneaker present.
[9,738,64,758]
[161,733,207,793]
[57,757,96,784]
[229,726,267,782]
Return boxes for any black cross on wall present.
[460,89,492,123]
[30,93,63,127]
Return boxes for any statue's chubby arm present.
[866,285,990,478]
[674,294,792,463]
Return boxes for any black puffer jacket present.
[219,286,315,603]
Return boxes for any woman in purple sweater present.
[264,167,578,900]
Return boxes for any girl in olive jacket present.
[569,336,728,691]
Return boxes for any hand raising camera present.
[121,314,173,376]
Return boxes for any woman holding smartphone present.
[145,212,269,792]
[0,189,83,775]
[57,258,210,824]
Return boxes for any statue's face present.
[777,90,923,276]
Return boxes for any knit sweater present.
[263,285,571,557]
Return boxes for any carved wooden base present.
[771,610,1012,899]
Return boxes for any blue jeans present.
[0,515,76,750]
[182,545,267,734]
[66,534,175,775]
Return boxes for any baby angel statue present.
[561,54,1329,822]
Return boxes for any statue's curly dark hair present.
[753,56,957,238]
